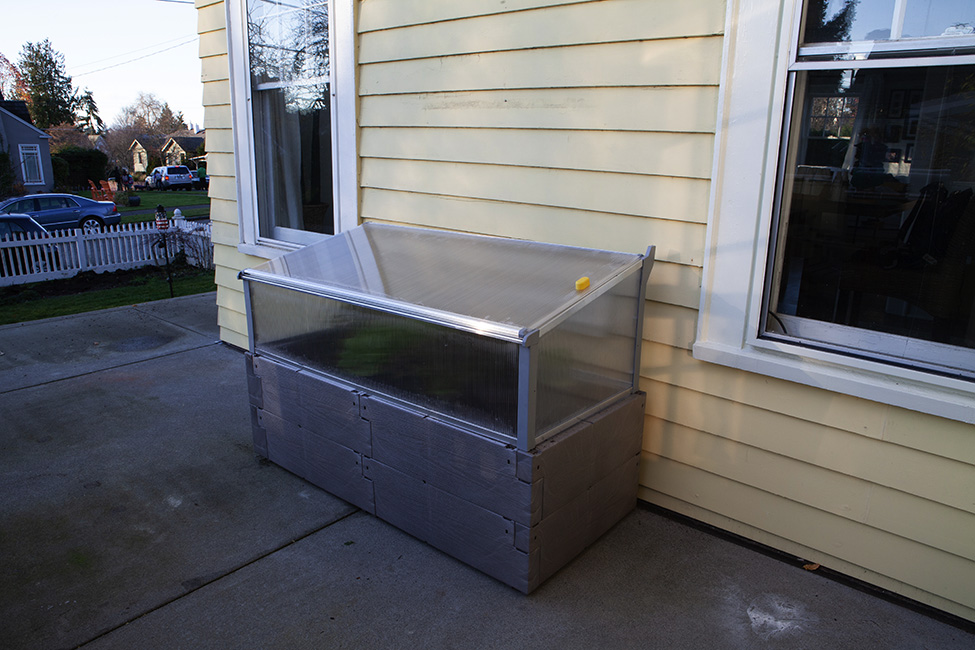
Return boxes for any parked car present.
[0,194,120,233]
[0,214,59,276]
[145,165,194,191]
[191,169,209,190]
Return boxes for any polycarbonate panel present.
[534,267,643,437]
[250,223,643,332]
[249,282,520,436]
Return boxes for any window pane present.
[803,0,975,44]
[247,0,329,85]
[246,0,334,240]
[767,65,975,371]
[903,1,975,38]
[20,146,42,184]
[803,0,895,43]
[252,84,334,237]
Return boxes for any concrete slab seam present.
[70,509,362,650]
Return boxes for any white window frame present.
[19,144,44,185]
[694,0,975,424]
[226,0,358,258]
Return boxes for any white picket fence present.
[0,220,213,287]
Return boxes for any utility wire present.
[72,37,197,78]
[71,34,197,72]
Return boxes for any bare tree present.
[0,52,27,101]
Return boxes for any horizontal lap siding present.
[199,0,255,348]
[359,0,975,621]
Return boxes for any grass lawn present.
[82,189,211,223]
[117,190,210,213]
[0,264,216,326]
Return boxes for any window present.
[696,0,975,421]
[228,0,358,252]
[19,145,43,185]
[2,199,36,214]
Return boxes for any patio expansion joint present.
[0,341,221,397]
[71,507,362,649]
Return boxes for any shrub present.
[54,145,109,190]
[50,155,70,190]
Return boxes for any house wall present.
[202,0,975,621]
[0,110,54,194]
[198,0,264,349]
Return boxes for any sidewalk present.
[0,294,972,649]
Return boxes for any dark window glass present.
[767,65,975,365]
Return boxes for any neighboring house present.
[198,0,975,623]
[128,134,167,174]
[161,133,205,166]
[0,102,54,195]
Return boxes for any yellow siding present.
[360,38,722,95]
[197,0,249,349]
[197,0,975,621]
[359,0,724,63]
[358,0,593,32]
[360,128,714,179]
[361,87,720,134]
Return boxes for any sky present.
[0,0,204,130]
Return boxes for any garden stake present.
[155,205,175,298]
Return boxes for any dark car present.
[0,214,59,276]
[0,193,120,233]
[145,165,193,191]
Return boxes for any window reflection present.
[803,0,974,44]
[247,0,334,239]
[770,65,975,354]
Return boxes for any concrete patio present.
[1,293,972,649]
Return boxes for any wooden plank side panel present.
[359,0,593,32]
[643,414,975,562]
[202,77,231,107]
[641,302,698,351]
[360,127,714,179]
[641,378,975,515]
[361,189,706,264]
[360,0,725,63]
[645,262,702,309]
[197,0,227,34]
[639,453,975,615]
[641,341,888,439]
[360,87,720,134]
[198,29,228,58]
[360,38,723,95]
[204,128,235,155]
[360,159,711,223]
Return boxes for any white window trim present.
[226,0,359,258]
[19,144,44,185]
[694,0,975,424]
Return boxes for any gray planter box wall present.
[241,223,654,592]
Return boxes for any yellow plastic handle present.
[575,276,590,291]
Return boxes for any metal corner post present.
[241,276,256,354]
[632,246,656,388]
[516,330,540,451]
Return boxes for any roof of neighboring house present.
[0,100,33,125]
[163,135,205,154]
[0,105,51,139]
[128,134,167,152]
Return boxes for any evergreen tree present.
[75,88,105,135]
[18,39,76,129]
[157,104,188,134]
